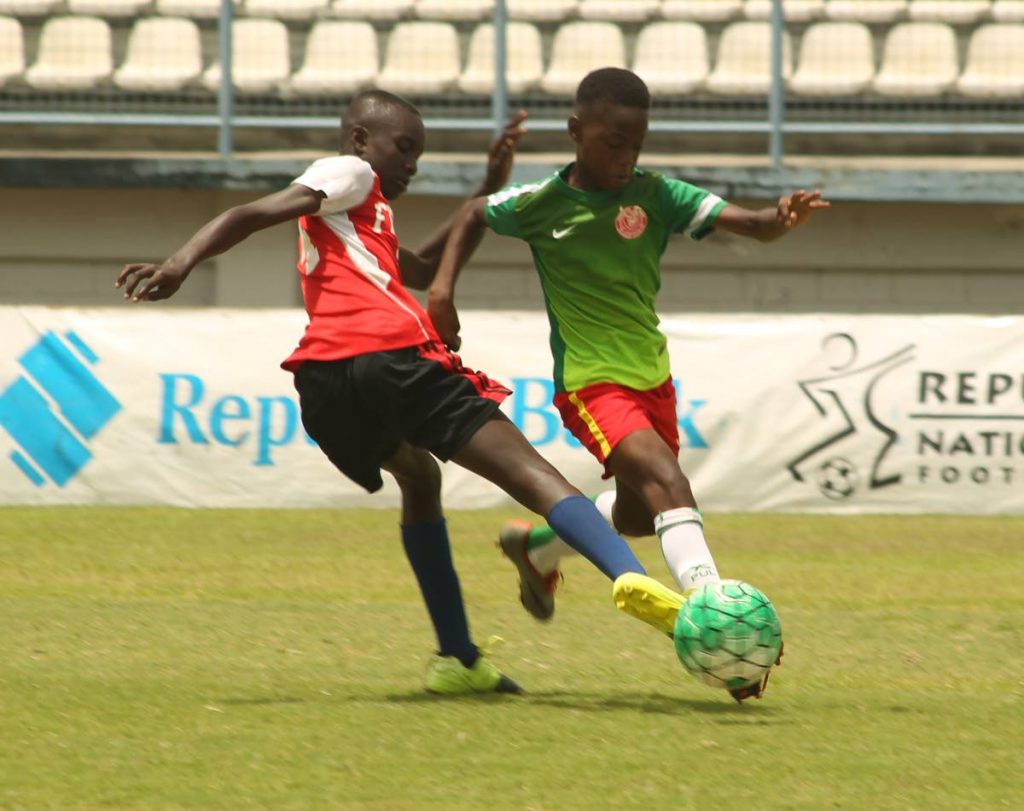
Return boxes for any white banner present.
[1,307,1022,513]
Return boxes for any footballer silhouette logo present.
[615,205,647,239]
[788,333,913,500]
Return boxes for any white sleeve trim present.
[685,193,724,236]
[486,176,552,208]
[293,155,374,215]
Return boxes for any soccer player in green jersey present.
[428,68,829,699]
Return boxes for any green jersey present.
[484,165,726,392]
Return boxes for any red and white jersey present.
[281,155,440,371]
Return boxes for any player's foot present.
[612,572,687,637]
[728,641,784,703]
[425,652,523,695]
[498,520,562,621]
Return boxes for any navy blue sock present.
[401,519,478,669]
[546,495,646,580]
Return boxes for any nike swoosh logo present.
[552,226,575,239]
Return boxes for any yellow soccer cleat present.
[612,572,688,637]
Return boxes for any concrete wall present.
[1,187,1022,313]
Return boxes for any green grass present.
[1,508,1022,810]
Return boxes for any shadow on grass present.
[383,689,782,719]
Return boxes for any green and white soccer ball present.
[673,580,783,692]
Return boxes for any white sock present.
[525,491,617,575]
[593,490,616,525]
[654,508,721,592]
[527,535,575,574]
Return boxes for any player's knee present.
[389,451,441,496]
[613,511,655,538]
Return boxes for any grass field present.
[2,508,1022,810]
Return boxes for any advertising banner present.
[1,307,1022,513]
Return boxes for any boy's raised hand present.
[776,190,830,229]
[481,110,528,194]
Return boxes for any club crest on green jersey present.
[615,205,648,239]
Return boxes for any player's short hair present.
[575,68,651,110]
[341,90,421,136]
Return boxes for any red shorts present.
[553,377,679,477]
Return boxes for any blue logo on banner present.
[0,331,122,487]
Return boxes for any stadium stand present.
[458,21,543,94]
[507,0,578,22]
[991,0,1024,20]
[331,0,414,21]
[907,0,990,24]
[65,0,152,18]
[24,15,112,90]
[539,20,626,95]
[578,0,660,22]
[661,0,744,21]
[0,0,61,13]
[154,0,237,17]
[705,20,792,95]
[825,0,907,22]
[415,0,494,21]
[631,21,709,93]
[788,20,874,95]
[744,0,825,21]
[0,16,24,86]
[872,21,958,96]
[288,20,378,96]
[201,18,290,93]
[113,16,202,91]
[246,0,329,22]
[956,22,1024,96]
[376,20,461,94]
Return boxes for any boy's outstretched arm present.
[115,184,324,302]
[399,111,527,290]
[424,196,488,351]
[714,190,830,243]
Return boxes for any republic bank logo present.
[787,333,913,501]
[0,331,121,487]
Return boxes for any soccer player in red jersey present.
[116,91,685,695]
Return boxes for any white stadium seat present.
[332,0,414,21]
[662,0,743,20]
[826,0,908,23]
[743,0,825,22]
[202,19,290,93]
[908,0,990,24]
[956,23,1024,97]
[578,0,659,22]
[155,0,238,19]
[246,0,328,21]
[0,0,62,14]
[289,21,378,95]
[507,0,578,22]
[415,0,493,21]
[458,21,543,94]
[67,0,153,17]
[992,0,1024,21]
[789,21,874,95]
[872,21,958,96]
[114,17,202,91]
[25,16,112,90]
[705,21,791,95]
[376,21,460,94]
[539,21,627,95]
[0,16,24,86]
[631,22,708,93]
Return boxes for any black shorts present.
[293,343,510,493]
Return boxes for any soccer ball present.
[673,580,783,692]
